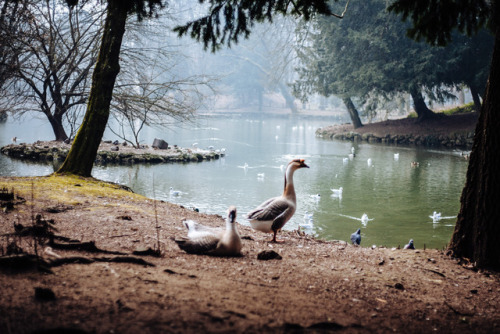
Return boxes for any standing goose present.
[175,206,242,256]
[246,159,309,242]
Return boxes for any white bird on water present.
[394,153,400,160]
[430,211,442,222]
[311,194,321,201]
[331,187,343,197]
[170,187,180,196]
[343,157,349,164]
[361,213,369,225]
[367,158,373,167]
[300,211,314,229]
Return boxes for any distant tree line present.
[293,0,493,128]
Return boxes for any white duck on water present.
[430,211,442,222]
[175,206,242,256]
[246,159,309,242]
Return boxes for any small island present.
[1,140,224,165]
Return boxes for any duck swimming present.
[246,159,309,242]
[430,211,441,222]
[175,206,242,256]
[331,187,343,197]
[169,187,180,196]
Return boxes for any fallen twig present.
[426,269,446,277]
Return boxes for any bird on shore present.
[411,161,419,167]
[404,239,415,249]
[351,228,361,245]
[175,206,242,256]
[246,159,309,242]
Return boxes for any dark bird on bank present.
[351,228,361,245]
[246,159,309,243]
[175,206,242,256]
[404,239,415,249]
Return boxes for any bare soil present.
[319,112,478,138]
[0,113,498,334]
[0,175,498,334]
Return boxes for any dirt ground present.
[1,113,499,334]
[319,112,478,138]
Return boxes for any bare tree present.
[0,0,31,113]
[0,0,104,141]
[108,18,216,148]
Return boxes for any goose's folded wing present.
[247,197,291,221]
[175,234,221,254]
[184,220,223,239]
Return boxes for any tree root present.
[0,254,155,273]
[48,240,125,255]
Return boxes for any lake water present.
[0,114,469,249]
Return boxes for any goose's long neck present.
[226,212,237,232]
[283,165,297,201]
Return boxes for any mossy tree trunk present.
[342,97,363,129]
[56,0,129,176]
[409,88,435,121]
[448,26,500,270]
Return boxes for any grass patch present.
[407,102,476,119]
[442,102,475,115]
[0,175,146,206]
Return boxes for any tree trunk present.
[469,85,482,113]
[279,82,298,113]
[448,26,500,270]
[342,97,363,129]
[56,0,128,176]
[47,113,68,142]
[409,88,435,121]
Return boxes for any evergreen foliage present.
[294,0,492,119]
[173,0,334,52]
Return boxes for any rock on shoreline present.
[1,141,224,165]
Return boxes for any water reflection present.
[0,115,468,249]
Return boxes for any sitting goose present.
[175,206,242,256]
[246,159,309,242]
